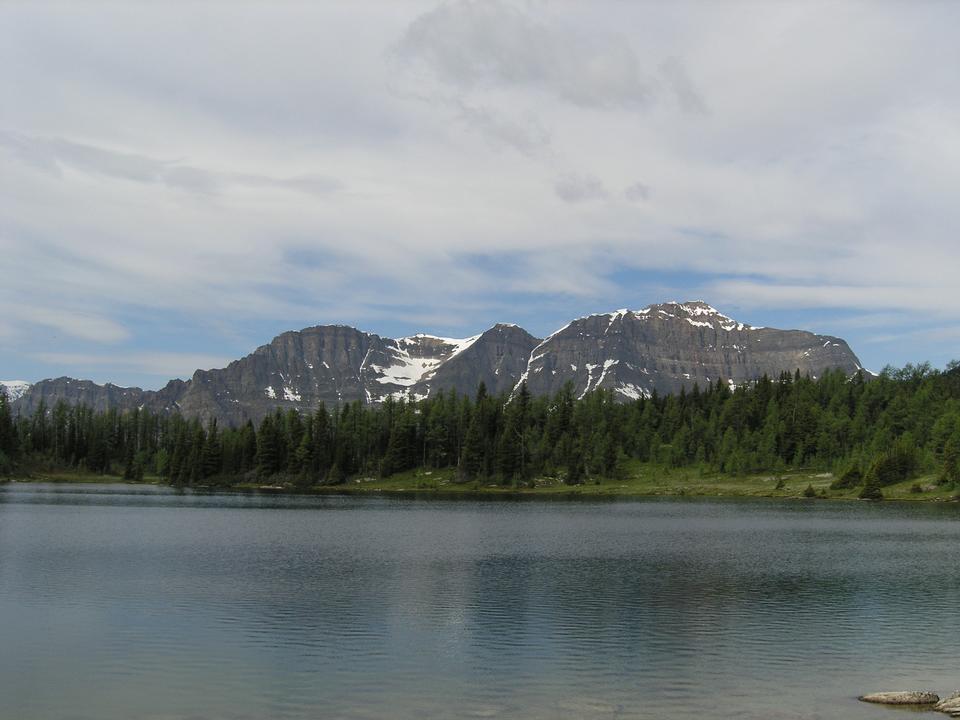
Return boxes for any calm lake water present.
[1,484,958,720]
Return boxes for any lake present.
[1,483,958,720]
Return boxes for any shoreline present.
[4,468,958,503]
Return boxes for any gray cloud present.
[659,57,708,115]
[0,132,342,196]
[624,182,651,202]
[395,0,654,109]
[454,102,551,157]
[554,174,608,203]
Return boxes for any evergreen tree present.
[294,425,314,486]
[459,414,484,481]
[202,419,222,478]
[0,390,12,459]
[256,415,280,478]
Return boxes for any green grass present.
[7,464,958,502]
[255,462,960,502]
[4,470,162,485]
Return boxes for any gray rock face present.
[519,301,863,401]
[13,377,154,415]
[12,301,865,425]
[409,324,540,400]
[859,691,940,705]
[935,693,960,714]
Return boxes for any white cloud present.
[10,305,129,343]
[0,132,342,196]
[1,0,959,383]
[30,352,235,380]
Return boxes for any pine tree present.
[496,410,521,484]
[940,432,960,486]
[459,414,484,481]
[0,390,12,458]
[312,405,331,477]
[382,407,416,477]
[202,419,222,478]
[294,426,314,486]
[256,415,280,478]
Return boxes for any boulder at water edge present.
[859,691,940,705]
[935,693,960,715]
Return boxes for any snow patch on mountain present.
[374,334,481,388]
[616,383,652,401]
[0,380,32,401]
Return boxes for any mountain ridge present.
[9,302,865,424]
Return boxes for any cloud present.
[705,281,959,317]
[10,305,129,343]
[554,174,608,203]
[394,0,654,109]
[624,182,651,202]
[659,57,708,114]
[2,1,960,383]
[454,102,551,156]
[30,352,235,379]
[0,132,342,196]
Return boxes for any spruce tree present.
[0,390,15,458]
[294,427,314,486]
[202,419,222,478]
[256,415,279,478]
[459,414,484,481]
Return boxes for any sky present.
[2,0,959,389]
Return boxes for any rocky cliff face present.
[519,301,863,401]
[408,324,540,400]
[12,377,151,415]
[12,302,865,424]
[0,380,33,402]
[12,377,186,417]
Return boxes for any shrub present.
[803,483,818,498]
[864,439,919,488]
[830,467,862,490]
[859,480,884,500]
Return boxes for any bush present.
[803,483,817,498]
[830,467,862,490]
[859,480,884,500]
[909,482,923,494]
[864,439,919,488]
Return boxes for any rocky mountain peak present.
[11,302,865,424]
[0,380,32,401]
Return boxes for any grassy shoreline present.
[5,465,959,502]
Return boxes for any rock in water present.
[859,691,940,705]
[935,693,960,713]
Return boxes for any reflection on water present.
[1,483,958,719]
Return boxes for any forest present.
[2,362,960,499]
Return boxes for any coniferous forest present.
[2,363,960,498]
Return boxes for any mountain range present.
[5,301,864,425]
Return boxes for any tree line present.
[2,362,959,496]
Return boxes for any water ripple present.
[1,483,959,719]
